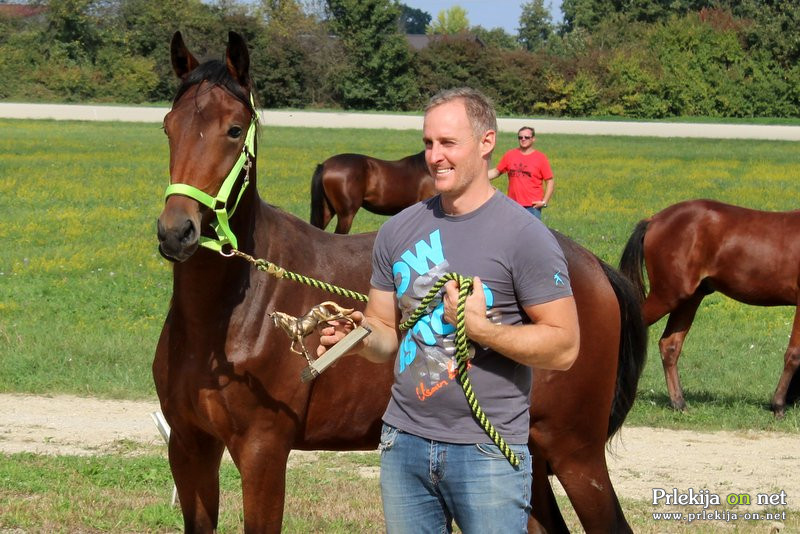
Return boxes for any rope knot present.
[263,262,285,278]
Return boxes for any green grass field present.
[2,451,797,533]
[1,118,799,531]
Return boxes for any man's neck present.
[519,146,536,155]
[441,182,495,216]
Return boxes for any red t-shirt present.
[496,149,553,206]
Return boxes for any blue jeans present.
[524,206,542,219]
[379,424,532,534]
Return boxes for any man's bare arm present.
[443,277,579,370]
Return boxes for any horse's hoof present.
[772,405,786,419]
[670,399,688,412]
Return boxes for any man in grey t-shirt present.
[318,87,579,534]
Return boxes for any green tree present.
[724,0,800,68]
[252,0,338,107]
[560,0,617,32]
[326,0,417,110]
[518,0,554,50]
[414,35,493,103]
[426,6,469,35]
[399,3,430,33]
[471,26,519,50]
[110,0,251,100]
[45,0,103,61]
[561,0,711,32]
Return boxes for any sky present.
[400,0,564,35]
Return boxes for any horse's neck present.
[172,187,267,310]
[173,250,248,306]
[412,152,429,174]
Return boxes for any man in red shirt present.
[488,126,554,219]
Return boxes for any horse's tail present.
[602,261,648,439]
[309,163,327,229]
[618,219,650,303]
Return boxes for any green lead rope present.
[398,272,519,467]
[230,250,369,303]
[231,250,519,467]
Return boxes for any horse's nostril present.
[180,219,196,244]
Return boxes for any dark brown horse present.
[156,31,646,533]
[620,199,800,417]
[309,151,434,233]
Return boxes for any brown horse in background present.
[309,151,434,233]
[620,199,800,417]
[156,31,646,533]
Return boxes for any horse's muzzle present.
[157,216,199,262]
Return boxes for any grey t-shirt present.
[371,190,572,444]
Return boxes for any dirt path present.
[3,103,800,140]
[1,393,798,510]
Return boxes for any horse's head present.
[157,31,258,262]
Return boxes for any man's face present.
[518,129,534,149]
[422,100,494,196]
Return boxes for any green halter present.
[163,94,259,252]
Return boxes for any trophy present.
[270,301,371,382]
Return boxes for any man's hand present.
[316,310,365,358]
[443,276,488,337]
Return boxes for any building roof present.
[0,4,47,18]
[405,33,485,51]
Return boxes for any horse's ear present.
[226,31,251,89]
[171,31,199,80]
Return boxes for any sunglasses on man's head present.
[518,135,532,140]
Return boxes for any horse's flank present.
[309,151,434,234]
[619,198,800,417]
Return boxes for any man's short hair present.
[425,87,497,140]
[518,126,535,137]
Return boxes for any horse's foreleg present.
[770,305,800,418]
[327,188,359,234]
[168,426,226,533]
[527,451,569,534]
[535,427,630,533]
[551,451,631,534]
[334,212,356,234]
[658,294,704,411]
[321,201,333,231]
[230,436,291,534]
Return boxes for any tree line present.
[1,0,798,118]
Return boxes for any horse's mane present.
[173,59,256,118]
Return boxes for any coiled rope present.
[230,249,519,467]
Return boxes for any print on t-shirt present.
[391,229,495,398]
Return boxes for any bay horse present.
[156,31,646,533]
[309,150,433,234]
[620,199,800,417]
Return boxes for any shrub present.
[95,48,158,103]
[413,36,493,105]
[565,70,600,115]
[251,32,312,109]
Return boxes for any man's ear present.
[480,130,496,159]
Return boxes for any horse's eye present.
[228,126,243,138]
